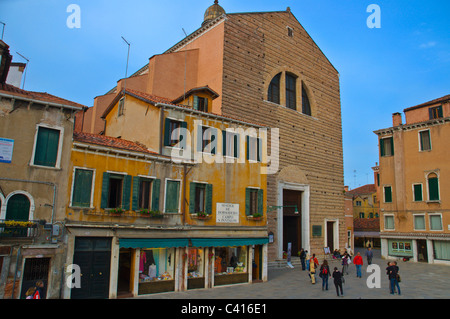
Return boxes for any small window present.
[356,201,362,206]
[380,137,394,157]
[165,180,180,213]
[359,212,365,218]
[245,188,263,216]
[132,177,160,211]
[222,131,239,158]
[118,97,125,116]
[414,215,426,230]
[268,73,281,104]
[193,95,208,112]
[246,136,262,162]
[197,126,217,154]
[139,179,153,209]
[427,173,440,201]
[429,105,443,119]
[100,172,132,210]
[189,182,213,215]
[33,126,61,167]
[413,184,423,202]
[285,73,297,110]
[71,168,94,207]
[419,130,431,151]
[385,215,395,230]
[287,27,294,37]
[301,85,311,116]
[164,118,187,148]
[384,186,393,203]
[429,215,443,231]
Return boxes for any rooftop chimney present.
[392,112,402,127]
[0,40,12,84]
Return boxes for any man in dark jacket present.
[386,261,401,295]
[332,267,344,297]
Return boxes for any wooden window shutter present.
[413,184,422,202]
[189,182,196,214]
[390,137,394,156]
[131,176,140,211]
[428,177,439,201]
[193,95,199,110]
[222,130,227,157]
[384,186,392,203]
[180,121,188,149]
[380,138,385,157]
[211,128,217,155]
[205,184,213,215]
[151,179,161,211]
[245,188,251,216]
[163,118,171,146]
[197,125,203,152]
[34,127,60,167]
[100,172,110,209]
[72,169,93,207]
[121,175,132,211]
[257,189,264,214]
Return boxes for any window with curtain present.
[434,241,450,261]
[419,130,431,151]
[414,215,425,230]
[384,215,394,230]
[429,215,442,231]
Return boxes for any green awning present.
[190,238,268,248]
[119,238,189,249]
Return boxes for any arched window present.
[268,73,281,104]
[302,85,311,116]
[285,73,297,110]
[6,194,31,221]
[427,172,440,201]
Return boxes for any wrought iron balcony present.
[0,220,39,238]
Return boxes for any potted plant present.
[139,209,164,218]
[251,213,263,221]
[109,208,124,216]
[196,211,210,219]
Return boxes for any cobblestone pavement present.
[133,248,450,299]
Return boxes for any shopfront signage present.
[216,203,239,223]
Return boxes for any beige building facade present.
[375,95,450,264]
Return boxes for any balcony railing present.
[0,220,39,238]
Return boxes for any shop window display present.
[187,248,205,289]
[138,248,175,294]
[214,246,248,286]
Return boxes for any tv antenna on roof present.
[121,36,131,93]
[0,21,5,40]
[16,51,29,90]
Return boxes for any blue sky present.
[1,0,449,189]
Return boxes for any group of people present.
[24,280,45,299]
[298,247,401,297]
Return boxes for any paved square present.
[134,248,450,299]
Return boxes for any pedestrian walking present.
[299,248,306,271]
[353,252,363,278]
[319,260,331,291]
[332,267,344,297]
[32,280,45,299]
[305,250,310,271]
[309,253,319,284]
[365,247,374,265]
[386,261,401,295]
[342,252,350,275]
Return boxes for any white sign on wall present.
[216,203,239,224]
[0,138,14,163]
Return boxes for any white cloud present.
[420,41,437,49]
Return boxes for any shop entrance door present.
[417,240,428,262]
[20,257,50,299]
[117,248,132,297]
[252,245,263,282]
[71,237,111,299]
[327,221,335,252]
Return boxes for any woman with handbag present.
[386,261,401,295]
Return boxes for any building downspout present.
[159,104,165,154]
[10,246,22,299]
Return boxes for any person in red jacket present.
[353,252,363,278]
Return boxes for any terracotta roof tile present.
[354,218,380,231]
[403,94,450,112]
[73,131,159,155]
[346,184,376,195]
[0,83,85,109]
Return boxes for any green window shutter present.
[121,175,132,210]
[165,181,180,213]
[197,125,203,152]
[222,130,227,157]
[204,98,209,112]
[211,128,217,155]
[245,188,251,216]
[413,184,422,202]
[151,179,161,211]
[380,138,385,157]
[246,136,250,160]
[180,121,188,149]
[34,127,60,167]
[384,186,392,203]
[257,189,264,214]
[100,172,110,209]
[390,137,394,156]
[428,177,440,201]
[234,134,239,158]
[189,182,196,214]
[164,118,171,146]
[205,184,213,215]
[193,95,199,110]
[438,105,443,118]
[132,176,140,210]
[72,169,93,207]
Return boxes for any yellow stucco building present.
[374,95,450,264]
[64,88,269,298]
